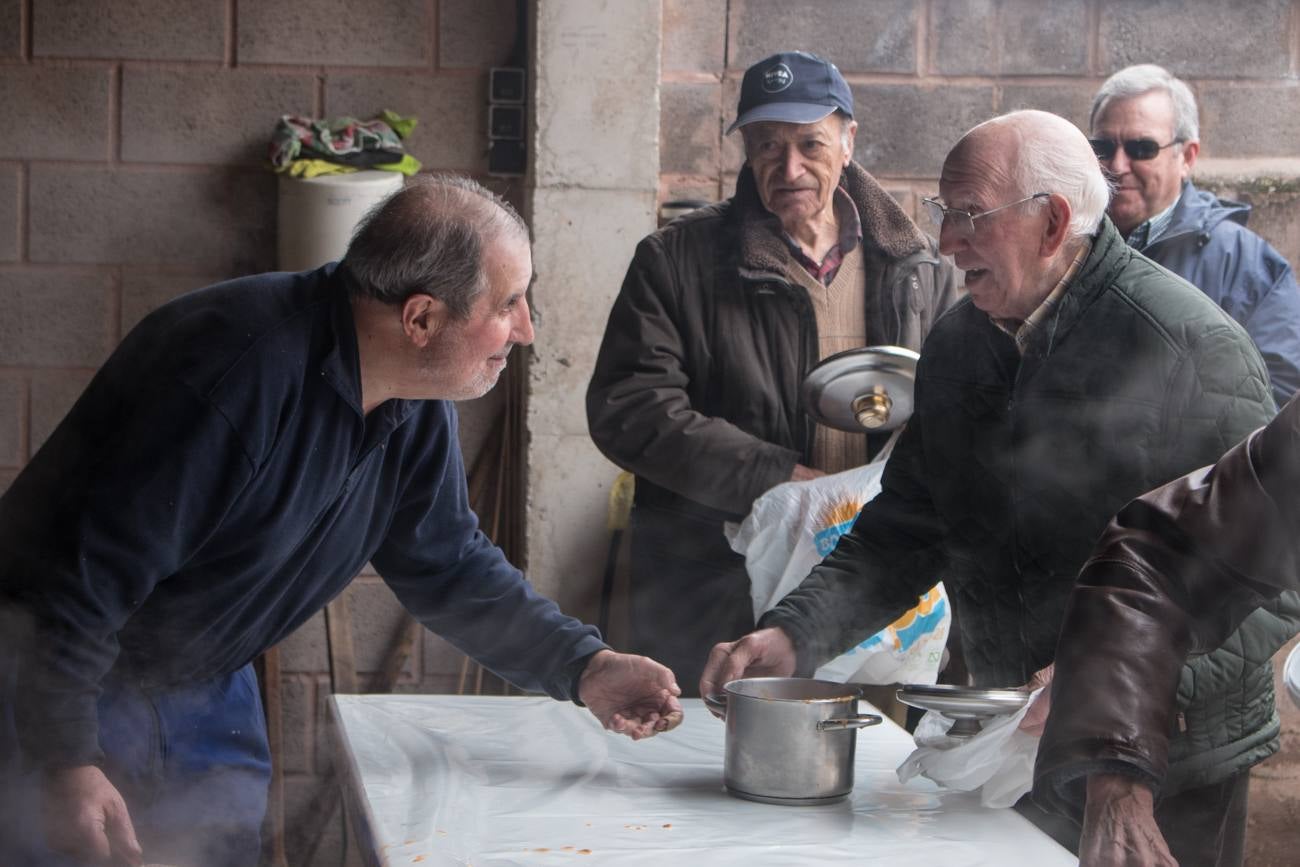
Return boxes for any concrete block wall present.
[2,0,1297,863]
[524,3,661,624]
[657,1,1300,863]
[1,1,521,863]
[659,0,1300,269]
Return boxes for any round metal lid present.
[895,684,1029,719]
[800,346,920,433]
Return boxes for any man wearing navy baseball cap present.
[727,50,855,132]
[588,50,960,694]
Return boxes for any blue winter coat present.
[1140,180,1300,408]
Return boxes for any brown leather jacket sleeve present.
[1033,395,1300,816]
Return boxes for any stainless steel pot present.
[703,677,882,806]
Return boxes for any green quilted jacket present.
[765,218,1300,790]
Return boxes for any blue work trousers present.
[1,663,272,867]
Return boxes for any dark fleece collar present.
[732,161,928,275]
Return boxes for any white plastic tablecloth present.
[329,694,1076,866]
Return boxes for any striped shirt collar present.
[994,239,1093,354]
[1126,194,1180,249]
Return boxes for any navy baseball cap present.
[727,51,854,134]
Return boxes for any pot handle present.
[817,713,883,732]
[702,692,728,720]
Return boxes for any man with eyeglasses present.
[1090,63,1300,408]
[586,51,960,694]
[702,109,1297,867]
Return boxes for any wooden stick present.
[256,649,290,867]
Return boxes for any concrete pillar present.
[524,2,661,619]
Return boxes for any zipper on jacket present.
[1007,353,1032,673]
[748,271,818,462]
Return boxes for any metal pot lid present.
[801,345,920,433]
[895,683,1030,719]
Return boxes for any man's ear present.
[400,293,450,349]
[1179,139,1200,179]
[1040,193,1073,257]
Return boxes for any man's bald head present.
[937,111,1110,322]
[950,110,1110,239]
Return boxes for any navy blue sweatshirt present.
[0,265,606,767]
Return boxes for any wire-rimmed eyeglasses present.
[921,192,1051,238]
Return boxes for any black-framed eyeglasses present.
[1088,138,1183,162]
[921,192,1051,238]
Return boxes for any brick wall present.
[0,0,521,862]
[658,1,1300,863]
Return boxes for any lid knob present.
[852,391,893,429]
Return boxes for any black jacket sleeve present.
[759,405,949,674]
[586,234,802,517]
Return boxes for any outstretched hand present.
[43,764,143,867]
[1079,774,1178,867]
[578,649,683,739]
[699,627,797,713]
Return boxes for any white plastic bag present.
[726,461,950,685]
[895,687,1042,808]
[1285,643,1300,710]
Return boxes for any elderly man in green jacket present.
[702,110,1300,867]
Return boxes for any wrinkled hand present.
[699,627,797,713]
[1018,662,1054,736]
[43,764,143,867]
[1079,774,1178,867]
[579,650,683,740]
[790,463,826,482]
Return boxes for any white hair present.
[972,111,1111,239]
[1014,144,1112,239]
[1091,64,1199,143]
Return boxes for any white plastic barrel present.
[277,171,405,272]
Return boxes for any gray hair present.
[1090,64,1200,143]
[341,174,528,317]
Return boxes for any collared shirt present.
[995,239,1093,354]
[1126,196,1180,250]
[782,186,864,285]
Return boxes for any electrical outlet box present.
[489,105,525,140]
[489,67,526,104]
[488,140,526,176]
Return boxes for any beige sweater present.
[788,245,868,473]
